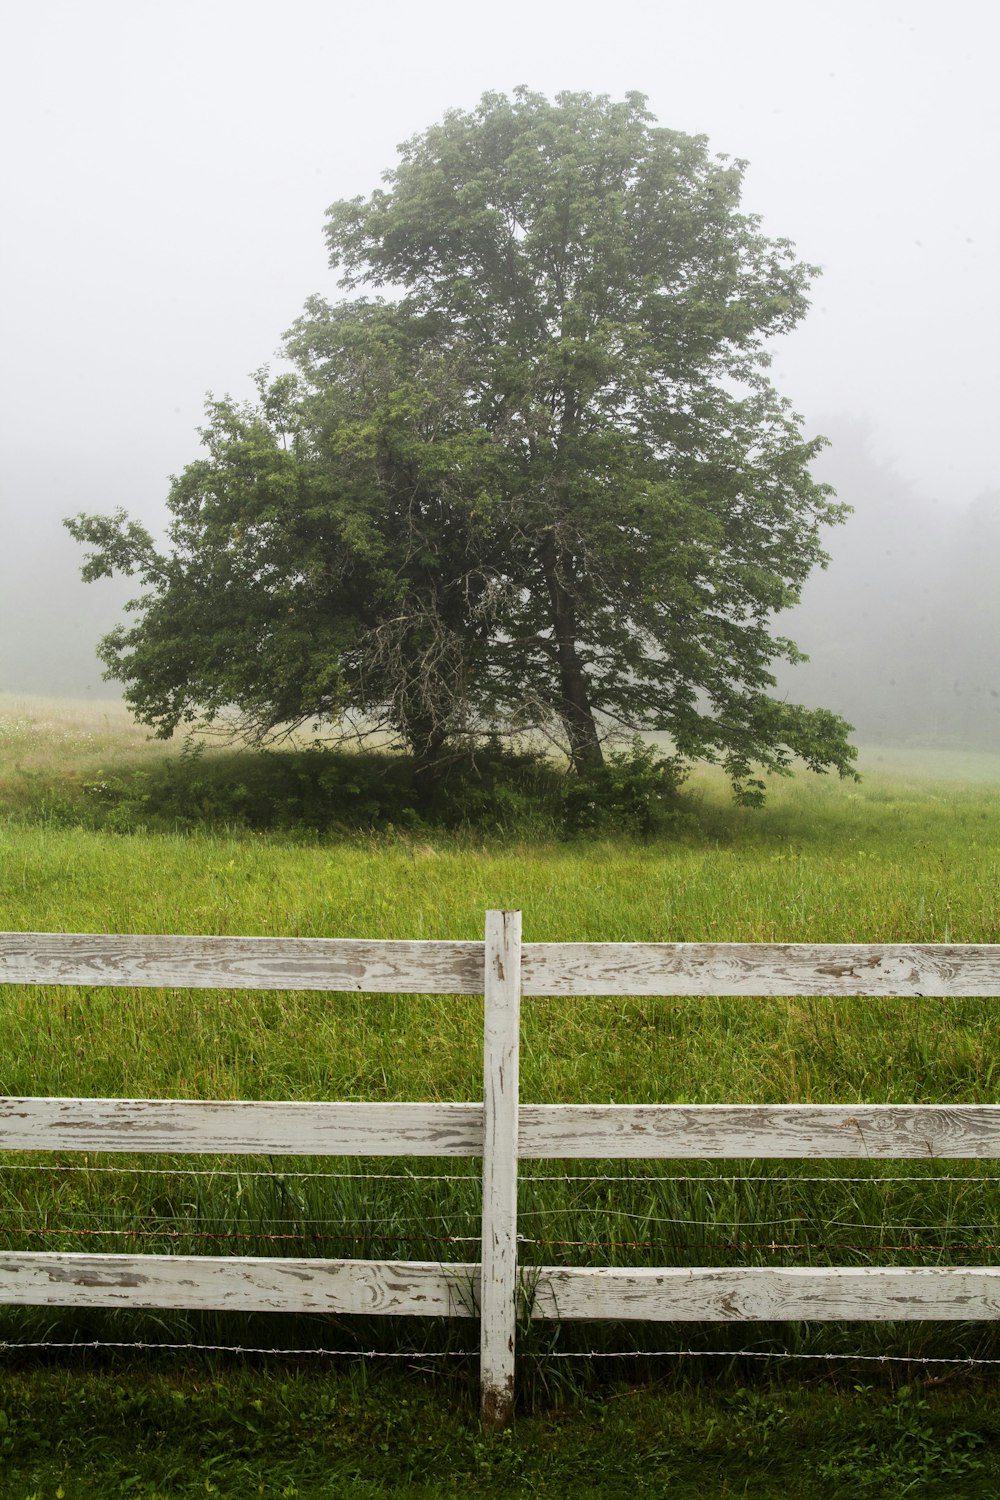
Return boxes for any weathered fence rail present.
[2,913,1000,1425]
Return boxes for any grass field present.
[1,696,999,1495]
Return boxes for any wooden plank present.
[7,1099,1000,1162]
[521,943,1000,996]
[517,1103,1000,1159]
[527,1265,1000,1322]
[0,933,484,995]
[5,934,1000,998]
[0,1253,479,1315]
[480,910,522,1429]
[6,1254,1000,1325]
[0,1097,483,1156]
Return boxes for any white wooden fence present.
[3,912,1000,1425]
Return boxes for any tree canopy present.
[67,88,856,800]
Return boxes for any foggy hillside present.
[775,421,1000,749]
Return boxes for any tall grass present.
[0,699,999,1368]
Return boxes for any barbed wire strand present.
[517,1211,985,1231]
[527,1173,1000,1186]
[0,1226,483,1245]
[0,1340,473,1358]
[0,1340,997,1367]
[9,1218,1000,1254]
[539,1349,1000,1364]
[9,1224,1000,1255]
[0,1164,480,1182]
[5,1164,1000,1185]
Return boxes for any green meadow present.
[1,696,1000,1497]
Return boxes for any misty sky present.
[1,0,997,743]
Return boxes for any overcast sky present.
[1,0,997,714]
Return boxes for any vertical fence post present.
[480,908,522,1428]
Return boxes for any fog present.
[1,0,997,747]
[772,426,1000,748]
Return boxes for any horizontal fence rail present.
[0,933,485,993]
[525,1265,1000,1322]
[7,1098,1000,1159]
[7,933,1000,996]
[1,1259,997,1323]
[0,1254,480,1315]
[0,1098,485,1156]
[1,918,1000,1426]
[523,943,1000,996]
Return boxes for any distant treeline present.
[775,420,1000,749]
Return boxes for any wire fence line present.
[11,1161,1000,1184]
[7,1209,1000,1252]
[3,1340,1000,1371]
[539,1349,1000,1366]
[0,1340,477,1359]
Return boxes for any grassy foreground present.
[1,1364,999,1498]
[1,698,1000,1494]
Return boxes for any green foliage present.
[6,739,578,838]
[1,1367,1000,1499]
[67,89,856,799]
[562,740,690,836]
[810,1383,988,1493]
[102,743,426,835]
[416,743,567,835]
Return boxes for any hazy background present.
[2,0,997,747]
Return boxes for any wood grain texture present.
[6,1099,1000,1161]
[517,1104,1000,1159]
[521,943,1000,996]
[480,910,522,1428]
[0,1254,480,1315]
[4,1253,996,1324]
[0,933,484,994]
[527,1265,1000,1322]
[6,934,1000,999]
[0,1097,483,1156]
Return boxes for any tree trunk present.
[406,719,449,767]
[539,536,604,774]
[407,719,450,806]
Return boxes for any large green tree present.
[68,89,856,797]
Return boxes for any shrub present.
[562,741,689,838]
